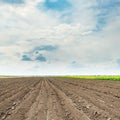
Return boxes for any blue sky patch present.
[38,0,71,11]
[34,45,57,52]
[93,0,120,32]
[35,54,46,62]
[21,55,32,61]
[1,0,24,4]
[20,45,56,62]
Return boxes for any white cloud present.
[0,0,120,75]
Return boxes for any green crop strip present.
[56,75,120,81]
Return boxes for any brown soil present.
[0,77,120,120]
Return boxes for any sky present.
[0,0,120,75]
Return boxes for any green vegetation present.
[57,75,120,81]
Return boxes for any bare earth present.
[0,77,120,120]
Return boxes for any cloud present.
[70,61,83,68]
[0,0,120,75]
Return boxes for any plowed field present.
[0,77,120,120]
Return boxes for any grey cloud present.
[0,53,3,55]
[70,61,83,68]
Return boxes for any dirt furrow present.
[0,77,120,120]
[50,78,120,120]
[2,80,41,120]
[26,80,47,120]
[0,79,40,120]
[48,80,90,120]
[45,80,66,120]
[0,78,40,102]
